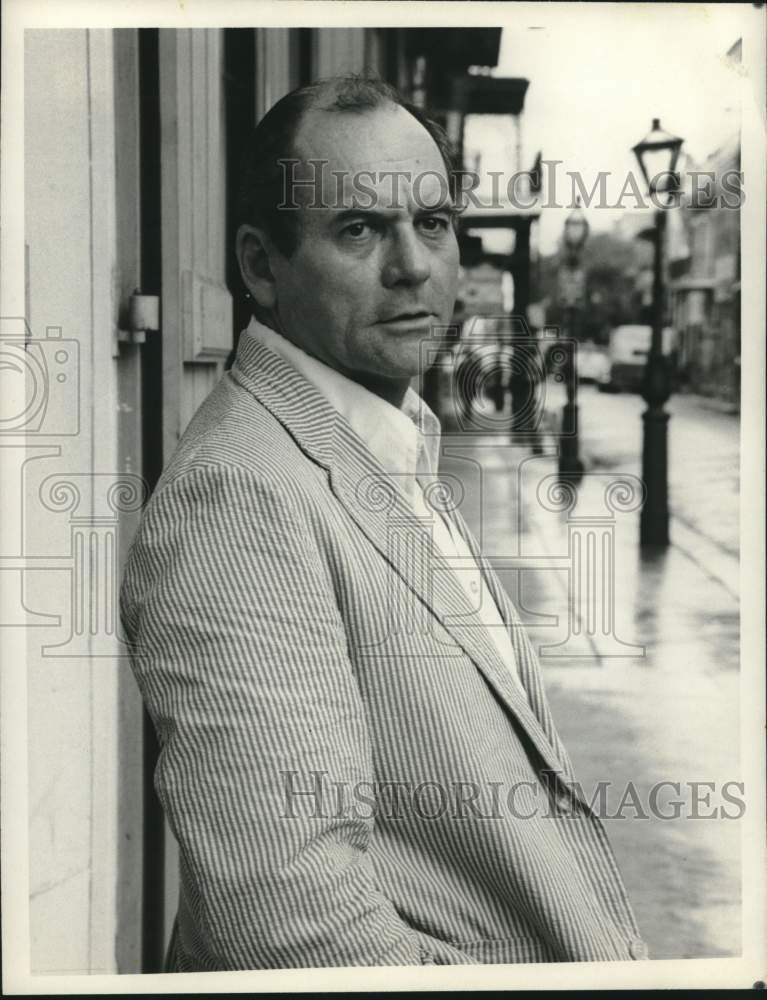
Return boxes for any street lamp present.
[631,118,684,547]
[558,198,589,479]
[563,203,590,263]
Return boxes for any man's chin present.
[379,340,440,382]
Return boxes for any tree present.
[540,230,647,344]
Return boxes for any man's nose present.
[381,228,431,288]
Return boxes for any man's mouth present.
[379,310,435,324]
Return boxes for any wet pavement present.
[545,381,740,564]
[437,379,741,960]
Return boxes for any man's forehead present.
[299,105,444,168]
[291,104,451,211]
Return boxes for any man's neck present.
[350,372,411,410]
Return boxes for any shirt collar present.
[244,317,442,504]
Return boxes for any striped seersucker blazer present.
[120,330,648,971]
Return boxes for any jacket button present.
[628,938,649,960]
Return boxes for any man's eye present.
[341,221,374,239]
[418,216,450,233]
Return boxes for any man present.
[120,76,647,971]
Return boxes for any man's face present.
[265,104,460,391]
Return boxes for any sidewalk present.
[438,416,741,960]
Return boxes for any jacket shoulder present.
[157,371,325,494]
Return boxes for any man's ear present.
[236,225,279,310]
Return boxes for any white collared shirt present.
[245,317,525,691]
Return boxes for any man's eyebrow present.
[415,203,460,216]
[330,204,458,224]
[330,208,393,224]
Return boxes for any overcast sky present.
[463,3,751,255]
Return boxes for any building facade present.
[669,38,742,410]
[669,130,741,409]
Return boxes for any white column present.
[24,28,144,974]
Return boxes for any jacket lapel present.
[446,503,577,783]
[231,333,570,781]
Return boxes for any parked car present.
[597,324,677,392]
[575,341,610,384]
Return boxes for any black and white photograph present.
[1,0,765,992]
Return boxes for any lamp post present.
[558,199,589,479]
[631,118,684,547]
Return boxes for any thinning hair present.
[235,75,460,259]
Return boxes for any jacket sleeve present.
[121,463,467,969]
